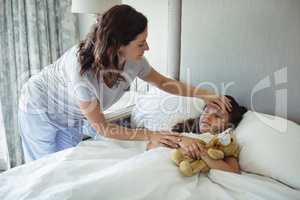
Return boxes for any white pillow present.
[131,88,205,131]
[236,111,300,189]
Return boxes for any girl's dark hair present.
[225,95,247,128]
[171,95,247,133]
[78,5,148,88]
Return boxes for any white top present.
[19,46,152,126]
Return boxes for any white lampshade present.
[72,0,122,14]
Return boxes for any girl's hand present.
[198,145,208,158]
[149,132,182,148]
[186,143,209,160]
[179,137,205,160]
[202,95,232,112]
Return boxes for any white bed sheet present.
[0,139,299,200]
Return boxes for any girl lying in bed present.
[147,95,247,174]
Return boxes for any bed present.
[0,140,298,200]
[0,90,300,200]
[1,0,300,198]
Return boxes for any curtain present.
[0,0,79,167]
[0,98,10,171]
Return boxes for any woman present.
[148,95,247,173]
[18,5,231,163]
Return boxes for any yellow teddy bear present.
[171,128,240,176]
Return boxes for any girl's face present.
[119,27,149,60]
[199,104,230,134]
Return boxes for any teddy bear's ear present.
[223,128,233,134]
[230,134,237,143]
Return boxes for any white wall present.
[77,14,96,40]
[180,0,300,123]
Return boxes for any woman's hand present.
[202,95,232,112]
[148,132,182,148]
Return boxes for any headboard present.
[180,0,300,124]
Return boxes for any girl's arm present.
[79,99,181,147]
[179,138,240,173]
[200,154,240,174]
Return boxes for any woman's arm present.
[142,68,231,111]
[79,99,181,147]
[142,68,213,98]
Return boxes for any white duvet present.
[0,139,299,200]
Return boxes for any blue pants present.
[18,110,84,163]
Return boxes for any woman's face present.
[119,27,149,60]
[199,104,230,134]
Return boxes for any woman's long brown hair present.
[77,5,148,88]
